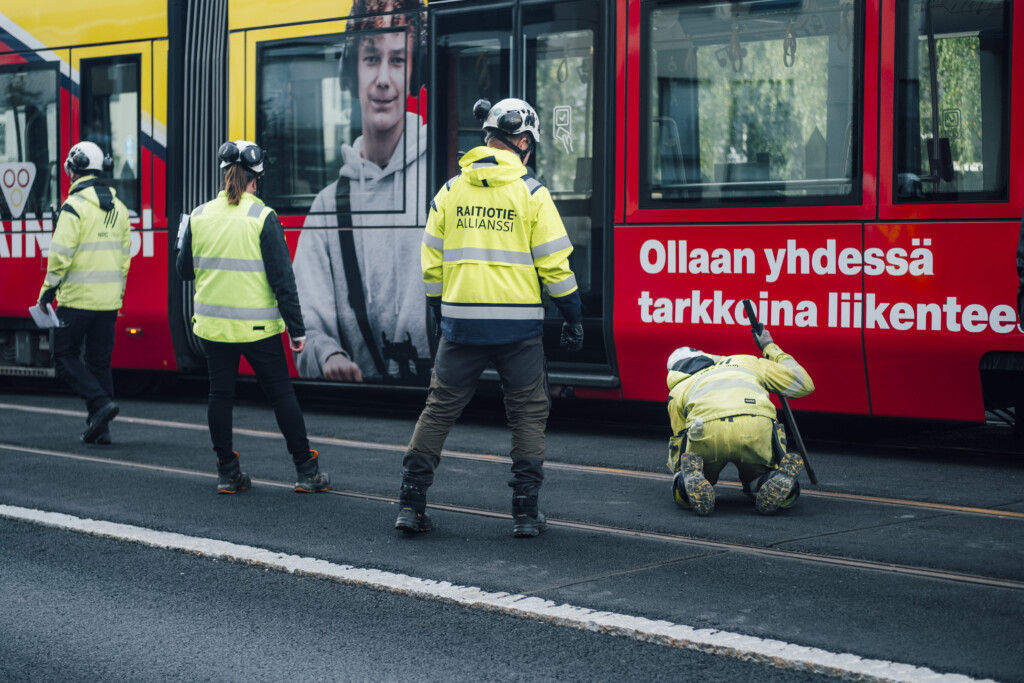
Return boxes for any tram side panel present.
[864,222,1023,422]
[613,223,870,415]
[0,5,176,376]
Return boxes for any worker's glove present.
[429,300,442,346]
[38,287,57,307]
[560,321,584,352]
[752,325,773,350]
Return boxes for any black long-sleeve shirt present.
[176,210,305,339]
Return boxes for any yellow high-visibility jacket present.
[667,343,815,430]
[186,191,286,343]
[422,146,582,345]
[40,176,131,311]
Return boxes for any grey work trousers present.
[403,336,550,492]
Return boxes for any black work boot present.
[82,401,118,444]
[217,452,251,494]
[512,495,548,538]
[395,484,433,533]
[295,450,331,493]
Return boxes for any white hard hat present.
[667,346,715,373]
[64,141,109,177]
[218,140,265,175]
[476,97,540,143]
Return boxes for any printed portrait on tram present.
[262,0,430,386]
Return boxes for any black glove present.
[38,287,57,307]
[752,325,773,350]
[560,321,584,352]
[428,300,442,345]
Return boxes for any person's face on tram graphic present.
[355,30,412,160]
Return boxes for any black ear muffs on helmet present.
[218,141,265,176]
[474,98,535,162]
[67,148,113,175]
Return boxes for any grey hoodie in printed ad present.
[293,113,429,381]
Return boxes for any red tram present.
[0,0,1020,424]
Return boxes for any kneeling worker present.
[665,326,814,515]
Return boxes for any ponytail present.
[224,164,249,205]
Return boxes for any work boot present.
[217,452,251,494]
[82,423,111,445]
[82,401,118,444]
[295,450,331,493]
[512,495,548,538]
[755,452,804,515]
[679,452,715,516]
[395,484,433,533]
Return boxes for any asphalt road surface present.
[1,384,1021,682]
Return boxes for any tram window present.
[642,0,861,206]
[525,1,599,304]
[0,64,58,221]
[894,0,1010,203]
[80,56,141,215]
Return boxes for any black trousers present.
[52,307,117,418]
[201,335,310,466]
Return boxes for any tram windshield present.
[643,0,861,206]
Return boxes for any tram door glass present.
[433,1,607,366]
[642,0,862,206]
[0,64,58,220]
[893,0,1010,203]
[80,56,141,215]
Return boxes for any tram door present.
[429,0,615,386]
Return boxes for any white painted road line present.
[0,504,991,683]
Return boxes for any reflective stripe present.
[48,243,75,257]
[122,246,132,255]
[193,203,205,216]
[194,256,266,273]
[246,203,264,219]
[545,274,578,296]
[531,235,572,259]
[195,302,280,321]
[44,273,62,286]
[446,176,458,190]
[62,270,124,284]
[524,177,542,195]
[424,281,443,295]
[471,158,498,169]
[430,199,438,213]
[77,240,123,252]
[422,232,444,250]
[441,303,545,321]
[688,377,766,403]
[779,358,807,397]
[443,247,533,266]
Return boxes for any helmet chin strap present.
[489,131,533,163]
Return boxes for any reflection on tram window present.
[643,0,861,206]
[0,65,58,221]
[81,56,141,215]
[259,0,431,386]
[894,0,1010,203]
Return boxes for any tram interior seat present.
[714,153,769,184]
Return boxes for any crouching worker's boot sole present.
[680,452,715,516]
[755,452,804,515]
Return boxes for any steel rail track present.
[1,440,1022,593]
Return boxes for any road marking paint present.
[0,503,992,683]
[1,401,1021,520]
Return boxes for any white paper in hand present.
[28,303,60,329]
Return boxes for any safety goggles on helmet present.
[218,140,265,176]
[667,346,715,374]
